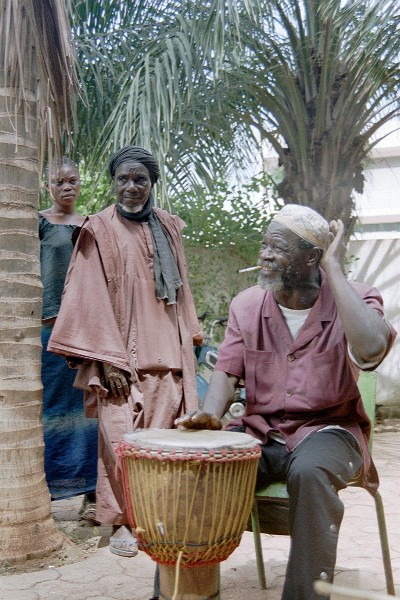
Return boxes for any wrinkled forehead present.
[264,220,302,245]
[114,161,150,176]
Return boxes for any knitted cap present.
[273,204,330,250]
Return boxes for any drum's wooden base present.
[159,563,219,600]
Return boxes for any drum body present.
[117,429,260,599]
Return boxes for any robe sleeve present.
[47,225,131,373]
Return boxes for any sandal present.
[78,495,100,525]
[109,525,138,557]
[80,502,100,525]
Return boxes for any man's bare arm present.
[322,220,391,364]
[175,370,240,429]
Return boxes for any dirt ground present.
[1,419,399,578]
[0,495,112,577]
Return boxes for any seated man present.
[176,204,396,600]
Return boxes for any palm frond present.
[0,0,78,167]
[231,0,399,224]
[72,0,262,207]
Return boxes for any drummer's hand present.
[102,363,131,399]
[175,411,223,430]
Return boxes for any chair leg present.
[216,563,221,599]
[251,498,267,590]
[373,491,395,595]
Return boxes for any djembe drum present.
[117,428,261,600]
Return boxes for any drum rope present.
[123,457,259,564]
[172,549,183,600]
[116,442,261,462]
[117,438,261,567]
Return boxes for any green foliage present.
[172,172,280,323]
[75,171,114,215]
[174,172,277,259]
[228,0,400,232]
[71,0,261,207]
[69,0,399,237]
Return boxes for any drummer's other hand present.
[175,411,223,430]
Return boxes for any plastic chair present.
[250,371,395,595]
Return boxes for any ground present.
[0,495,112,577]
[1,419,399,579]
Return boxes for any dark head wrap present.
[108,145,160,185]
[110,145,182,304]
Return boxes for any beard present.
[119,202,145,213]
[257,269,284,292]
[258,264,304,293]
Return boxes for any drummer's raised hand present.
[102,363,131,399]
[175,411,223,430]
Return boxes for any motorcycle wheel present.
[227,401,245,419]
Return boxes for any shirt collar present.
[261,268,335,323]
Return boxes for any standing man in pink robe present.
[48,145,202,557]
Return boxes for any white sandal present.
[109,526,138,557]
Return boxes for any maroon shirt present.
[217,269,396,489]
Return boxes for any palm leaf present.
[230,0,399,225]
[71,0,262,207]
[0,0,78,165]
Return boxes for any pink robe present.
[48,205,200,524]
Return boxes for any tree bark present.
[0,70,62,561]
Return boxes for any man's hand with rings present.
[102,363,131,399]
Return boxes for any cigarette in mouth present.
[238,265,262,273]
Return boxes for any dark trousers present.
[152,429,363,600]
[256,430,363,600]
[151,565,159,599]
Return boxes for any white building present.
[353,129,400,239]
[348,129,400,415]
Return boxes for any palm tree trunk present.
[0,76,62,561]
[0,0,77,563]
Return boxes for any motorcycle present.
[195,317,246,420]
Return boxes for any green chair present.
[250,371,395,595]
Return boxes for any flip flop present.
[109,525,138,557]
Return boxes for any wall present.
[184,244,258,328]
[347,238,400,415]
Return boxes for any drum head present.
[123,428,259,450]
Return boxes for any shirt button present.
[320,572,328,580]
[287,354,295,362]
[329,524,337,533]
[285,389,293,397]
